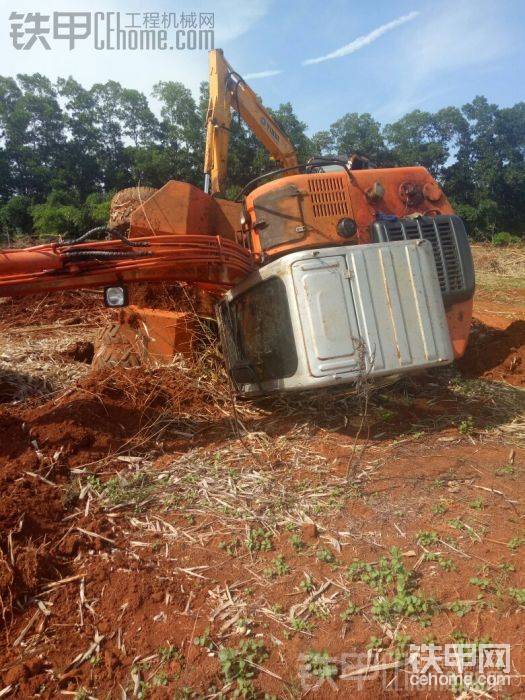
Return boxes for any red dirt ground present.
[458,288,525,387]
[0,280,524,698]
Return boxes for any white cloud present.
[214,0,271,43]
[374,0,512,120]
[243,69,282,79]
[303,11,419,66]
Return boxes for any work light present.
[104,285,128,308]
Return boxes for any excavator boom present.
[204,49,298,196]
[0,234,255,297]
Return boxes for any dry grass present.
[471,243,525,290]
[0,326,97,402]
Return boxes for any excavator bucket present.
[92,183,243,370]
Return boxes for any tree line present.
[0,73,524,244]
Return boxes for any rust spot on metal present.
[423,181,443,203]
[399,181,424,207]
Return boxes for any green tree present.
[0,195,33,242]
[153,80,204,186]
[384,110,450,175]
[452,96,525,236]
[91,80,131,190]
[0,69,522,239]
[31,190,85,238]
[56,76,103,197]
[1,74,66,199]
[329,112,387,164]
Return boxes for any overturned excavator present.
[0,49,474,396]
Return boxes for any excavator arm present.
[204,49,298,196]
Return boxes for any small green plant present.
[308,601,330,620]
[366,636,383,650]
[469,497,484,511]
[416,531,439,546]
[264,554,290,578]
[508,588,525,605]
[74,689,90,700]
[159,644,181,663]
[104,472,154,510]
[300,573,315,593]
[316,547,336,564]
[438,556,455,572]
[347,548,408,590]
[508,535,525,551]
[290,617,311,632]
[246,528,273,553]
[194,627,215,652]
[448,518,466,531]
[86,474,102,491]
[340,601,358,621]
[495,464,515,476]
[491,231,521,247]
[432,499,448,516]
[347,548,436,625]
[371,590,435,625]
[274,555,289,576]
[303,650,338,681]
[218,639,268,698]
[378,408,396,422]
[458,416,475,435]
[290,533,306,551]
[423,552,456,571]
[451,631,492,648]
[219,538,241,557]
[470,576,490,591]
[451,630,468,644]
[392,633,411,660]
[152,672,169,687]
[449,600,472,617]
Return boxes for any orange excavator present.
[0,49,474,396]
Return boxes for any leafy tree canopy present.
[0,72,523,242]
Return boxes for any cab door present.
[291,256,363,377]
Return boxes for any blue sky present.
[2,0,524,133]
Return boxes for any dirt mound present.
[0,408,67,602]
[60,340,94,364]
[0,359,230,605]
[458,319,525,386]
[0,290,106,329]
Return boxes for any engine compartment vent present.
[371,215,475,305]
[308,176,349,218]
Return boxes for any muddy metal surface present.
[0,255,524,698]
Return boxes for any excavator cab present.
[217,238,456,396]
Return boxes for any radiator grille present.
[308,176,349,218]
[371,216,474,304]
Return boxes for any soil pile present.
[458,319,525,386]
